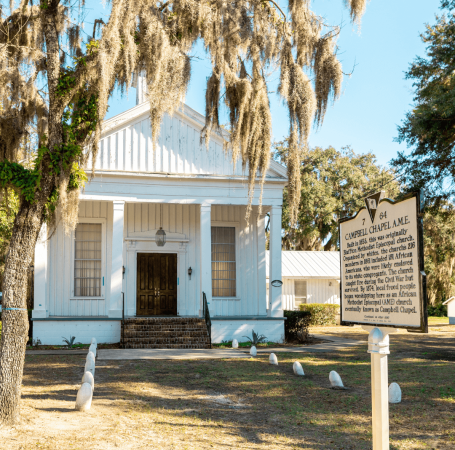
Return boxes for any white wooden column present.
[268,205,283,317]
[109,200,125,318]
[257,212,267,315]
[32,224,48,318]
[200,204,212,316]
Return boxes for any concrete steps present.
[121,317,211,349]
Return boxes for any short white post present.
[363,326,397,450]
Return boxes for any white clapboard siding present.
[209,205,267,317]
[48,201,112,317]
[96,110,248,177]
[48,201,268,318]
[281,279,295,310]
[279,278,340,310]
[307,280,340,305]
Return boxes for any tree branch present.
[265,0,287,21]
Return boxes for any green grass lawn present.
[7,328,454,450]
[428,316,449,325]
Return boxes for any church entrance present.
[136,253,177,316]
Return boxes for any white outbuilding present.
[442,297,455,324]
[266,251,340,310]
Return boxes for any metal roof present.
[266,251,340,279]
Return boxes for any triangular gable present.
[95,102,287,181]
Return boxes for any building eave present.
[91,169,287,184]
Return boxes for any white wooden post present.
[363,326,398,450]
[257,212,267,315]
[32,224,48,318]
[109,201,125,318]
[200,204,212,316]
[268,205,283,317]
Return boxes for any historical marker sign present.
[339,191,428,332]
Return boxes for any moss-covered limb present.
[55,41,100,108]
[43,188,58,221]
[54,60,99,177]
[31,77,98,218]
[62,92,98,147]
[4,85,99,219]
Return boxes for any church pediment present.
[95,101,287,183]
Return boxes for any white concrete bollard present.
[232,339,239,349]
[250,346,257,357]
[388,382,402,403]
[81,371,94,392]
[269,353,278,365]
[329,370,344,388]
[85,358,95,377]
[293,361,305,376]
[86,351,95,364]
[89,344,97,358]
[90,337,97,348]
[75,382,93,411]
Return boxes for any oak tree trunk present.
[0,195,48,424]
[0,0,76,425]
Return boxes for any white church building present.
[32,89,288,346]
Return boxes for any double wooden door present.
[136,253,177,315]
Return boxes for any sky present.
[105,0,443,169]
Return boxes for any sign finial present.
[364,191,385,223]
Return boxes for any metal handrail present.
[202,292,212,347]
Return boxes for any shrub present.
[284,310,312,343]
[428,303,447,317]
[299,303,340,326]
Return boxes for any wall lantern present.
[122,266,126,279]
[271,280,283,287]
[188,267,193,280]
[155,204,166,247]
[329,281,332,286]
[156,227,166,247]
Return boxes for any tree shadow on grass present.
[35,407,75,412]
[21,348,455,449]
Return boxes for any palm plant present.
[62,336,81,349]
[242,330,267,346]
